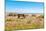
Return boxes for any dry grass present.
[5,14,44,31]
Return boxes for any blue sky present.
[6,0,44,13]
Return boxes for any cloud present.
[15,8,43,14]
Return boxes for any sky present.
[6,0,44,14]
